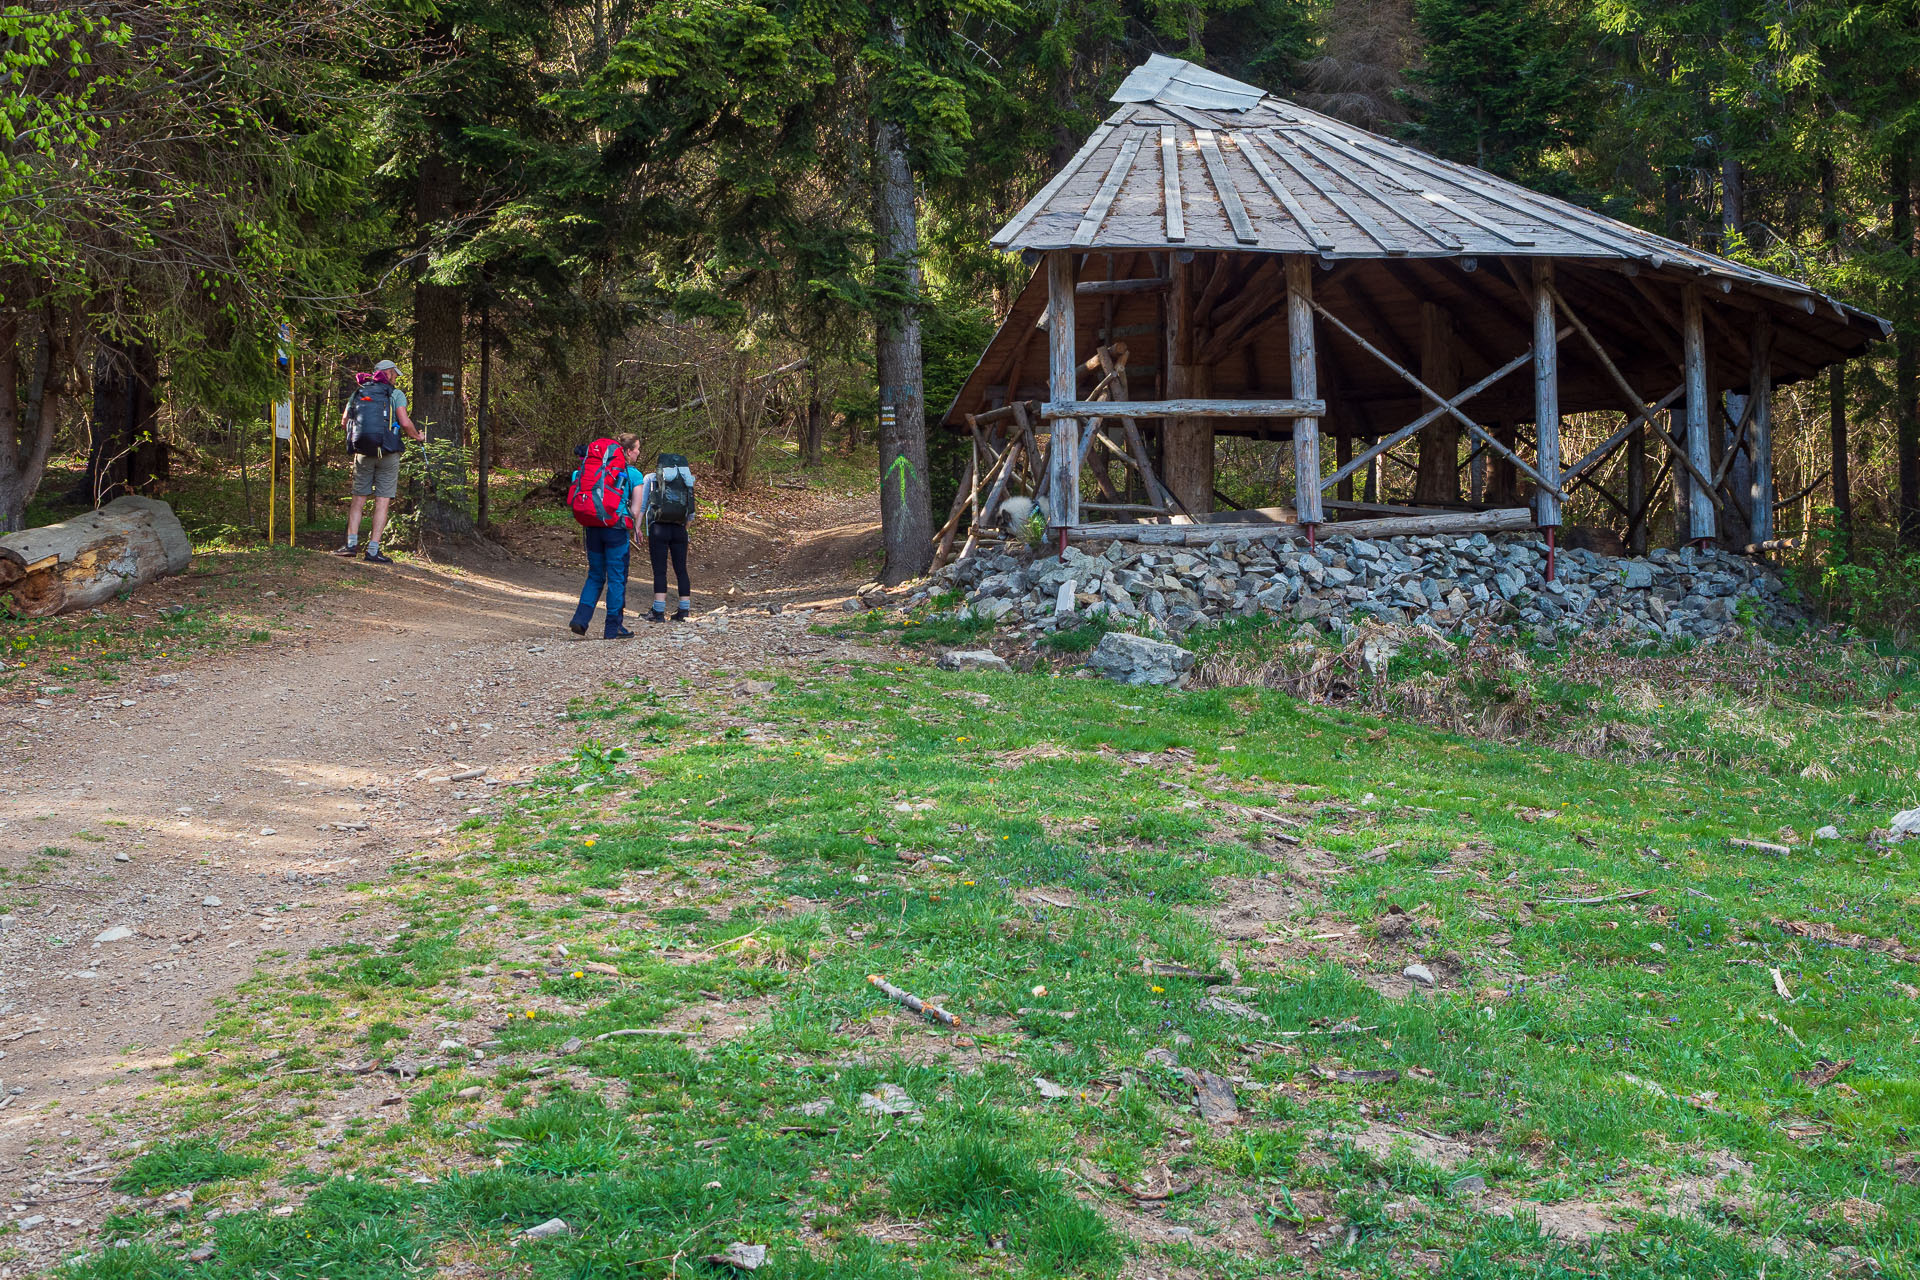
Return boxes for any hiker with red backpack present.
[566,436,645,639]
[333,359,424,564]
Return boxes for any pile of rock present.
[916,532,1801,643]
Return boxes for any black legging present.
[648,522,690,597]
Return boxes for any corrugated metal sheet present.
[993,57,1885,335]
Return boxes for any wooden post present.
[1669,406,1692,550]
[1335,432,1353,503]
[1749,311,1775,544]
[1626,421,1648,556]
[1681,283,1715,544]
[1531,261,1562,534]
[1162,253,1213,513]
[1285,256,1324,530]
[1046,250,1079,535]
[1414,301,1461,503]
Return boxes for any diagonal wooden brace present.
[1309,298,1567,499]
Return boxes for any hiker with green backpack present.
[637,452,696,622]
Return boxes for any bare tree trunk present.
[414,154,472,537]
[872,19,931,584]
[1413,302,1460,504]
[80,338,161,506]
[803,363,824,468]
[477,304,492,532]
[1821,156,1851,555]
[1895,140,1920,548]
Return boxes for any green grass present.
[67,632,1920,1279]
[111,1140,268,1196]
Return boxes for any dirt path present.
[0,486,882,1265]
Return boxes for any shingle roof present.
[992,55,1885,335]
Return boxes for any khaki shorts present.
[351,451,402,499]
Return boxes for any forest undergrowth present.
[43,624,1920,1280]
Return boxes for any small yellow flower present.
[571,970,584,979]
[584,838,597,847]
[1151,985,1165,994]
[524,1010,536,1018]
[963,880,975,886]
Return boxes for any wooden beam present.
[1229,131,1335,250]
[1681,283,1715,542]
[1043,398,1325,419]
[1073,131,1145,247]
[1077,278,1168,296]
[1280,128,1465,250]
[1046,250,1080,531]
[1626,421,1649,555]
[1193,129,1258,244]
[1533,260,1562,528]
[1286,256,1325,526]
[1159,124,1184,243]
[1562,384,1685,485]
[1749,311,1775,543]
[1308,296,1568,498]
[1320,345,1537,493]
[1258,131,1405,253]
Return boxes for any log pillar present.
[1162,253,1213,514]
[1626,422,1649,556]
[1414,302,1461,504]
[1285,256,1325,528]
[1749,311,1775,545]
[1681,283,1716,544]
[1045,250,1080,532]
[1670,406,1693,550]
[1531,261,1562,531]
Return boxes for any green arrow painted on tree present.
[885,454,916,504]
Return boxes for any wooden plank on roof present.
[1255,131,1404,254]
[995,111,1128,246]
[1280,129,1463,251]
[1073,131,1145,247]
[1192,129,1258,245]
[1160,124,1185,243]
[1229,131,1334,250]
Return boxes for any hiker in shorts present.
[566,435,644,639]
[636,450,696,622]
[333,360,423,565]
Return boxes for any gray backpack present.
[347,380,402,455]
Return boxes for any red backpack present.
[567,439,631,528]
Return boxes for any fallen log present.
[0,496,192,616]
[1065,507,1534,547]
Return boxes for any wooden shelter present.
[938,55,1888,567]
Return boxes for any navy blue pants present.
[571,525,631,635]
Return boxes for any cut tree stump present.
[0,496,192,616]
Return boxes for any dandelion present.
[571,970,584,979]
[584,838,597,847]
[962,880,975,886]
[524,1010,536,1019]
[1151,985,1165,994]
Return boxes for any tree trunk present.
[1822,156,1850,554]
[0,495,190,615]
[0,305,64,533]
[872,21,931,585]
[414,154,472,536]
[803,364,824,468]
[1895,140,1919,548]
[1413,302,1461,504]
[79,338,162,506]
[477,304,492,532]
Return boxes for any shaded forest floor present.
[3,467,1919,1280]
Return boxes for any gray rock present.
[1814,825,1841,840]
[1891,808,1920,841]
[1086,632,1193,686]
[936,649,1010,673]
[705,1242,767,1271]
[93,926,134,944]
[1198,995,1271,1024]
[523,1218,572,1240]
[859,1082,919,1116]
[1403,963,1436,987]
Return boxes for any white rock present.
[202,896,222,908]
[1814,825,1841,840]
[858,1082,919,1116]
[1034,1076,1070,1099]
[1403,963,1436,986]
[113,851,131,863]
[1890,808,1920,841]
[522,1218,571,1240]
[936,649,1010,673]
[93,926,134,943]
[706,1242,767,1271]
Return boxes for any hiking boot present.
[606,626,635,640]
[568,622,588,636]
[671,608,690,622]
[363,548,394,565]
[648,610,666,623]
[331,544,359,557]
